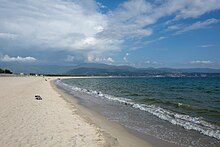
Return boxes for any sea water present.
[55,77,220,146]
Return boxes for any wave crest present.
[55,80,220,140]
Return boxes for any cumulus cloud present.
[87,55,114,64]
[0,0,220,63]
[190,60,213,64]
[106,57,114,63]
[0,55,36,62]
[0,0,108,51]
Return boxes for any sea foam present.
[55,80,220,140]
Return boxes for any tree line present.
[0,68,13,74]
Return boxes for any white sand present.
[0,76,110,146]
[0,76,154,147]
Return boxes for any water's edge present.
[55,78,220,146]
[52,80,176,147]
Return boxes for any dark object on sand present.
[35,95,42,100]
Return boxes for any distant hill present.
[1,62,220,76]
[66,63,220,76]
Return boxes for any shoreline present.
[52,77,177,147]
[0,75,178,146]
[51,79,154,147]
[0,76,114,146]
[1,76,219,146]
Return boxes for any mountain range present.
[1,62,220,76]
[66,63,220,76]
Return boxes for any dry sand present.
[0,76,107,146]
[0,76,153,147]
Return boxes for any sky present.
[0,0,220,68]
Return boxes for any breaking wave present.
[55,80,220,140]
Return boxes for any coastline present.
[52,77,178,147]
[0,76,114,146]
[0,75,158,147]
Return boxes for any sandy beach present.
[0,76,153,147]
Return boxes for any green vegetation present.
[0,68,13,74]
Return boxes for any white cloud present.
[175,18,219,34]
[166,24,184,31]
[0,0,220,63]
[158,36,167,40]
[116,0,220,26]
[123,53,130,62]
[199,44,215,48]
[190,60,213,64]
[0,0,108,51]
[0,55,36,62]
[173,0,220,19]
[144,60,158,64]
[0,33,17,39]
[106,57,114,63]
[87,54,114,64]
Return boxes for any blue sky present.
[0,0,220,68]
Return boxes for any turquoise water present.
[57,77,220,146]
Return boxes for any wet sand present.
[53,77,177,147]
[0,76,153,147]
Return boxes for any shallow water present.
[56,77,220,146]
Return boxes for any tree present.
[0,68,13,74]
[4,69,12,74]
[0,68,4,73]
